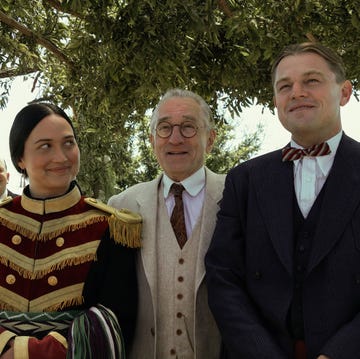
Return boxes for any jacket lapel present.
[254,151,295,276]
[137,176,162,295]
[307,135,360,274]
[195,168,225,290]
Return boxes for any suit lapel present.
[195,169,225,290]
[307,136,360,274]
[254,151,295,276]
[137,176,162,294]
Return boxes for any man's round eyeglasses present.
[155,121,202,138]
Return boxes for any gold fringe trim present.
[0,300,19,312]
[43,295,84,312]
[0,215,108,242]
[0,253,96,279]
[109,213,142,248]
[0,296,84,312]
[85,198,142,248]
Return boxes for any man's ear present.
[273,95,277,109]
[149,133,155,150]
[340,80,353,106]
[206,129,216,154]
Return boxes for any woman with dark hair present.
[0,103,141,359]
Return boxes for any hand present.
[317,355,331,359]
[0,349,14,359]
[0,340,14,359]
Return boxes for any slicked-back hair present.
[271,42,347,87]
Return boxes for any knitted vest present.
[155,190,201,358]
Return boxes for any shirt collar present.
[163,167,206,198]
[291,131,342,175]
[0,189,8,201]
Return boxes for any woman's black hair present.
[9,102,75,174]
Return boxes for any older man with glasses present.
[108,88,225,359]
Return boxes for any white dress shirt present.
[292,131,342,218]
[163,167,205,239]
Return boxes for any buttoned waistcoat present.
[108,167,225,359]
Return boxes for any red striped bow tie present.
[282,142,331,161]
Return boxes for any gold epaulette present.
[85,198,142,248]
[0,197,13,207]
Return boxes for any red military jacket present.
[0,183,141,358]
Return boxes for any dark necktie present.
[282,142,331,161]
[170,183,187,249]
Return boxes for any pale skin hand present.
[317,355,331,359]
[0,339,14,359]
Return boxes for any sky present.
[1,77,360,193]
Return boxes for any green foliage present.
[207,121,263,172]
[1,0,359,199]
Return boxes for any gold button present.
[48,276,58,286]
[6,274,16,285]
[56,237,65,247]
[11,235,22,245]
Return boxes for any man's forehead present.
[276,53,330,74]
[158,114,197,122]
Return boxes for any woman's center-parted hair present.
[9,102,76,174]
[150,88,215,134]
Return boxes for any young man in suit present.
[108,88,225,359]
[205,42,357,359]
[0,158,17,199]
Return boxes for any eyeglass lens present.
[156,122,197,138]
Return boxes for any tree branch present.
[0,10,74,67]
[0,66,39,79]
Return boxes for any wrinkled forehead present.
[158,98,203,124]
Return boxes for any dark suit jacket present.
[205,133,360,359]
